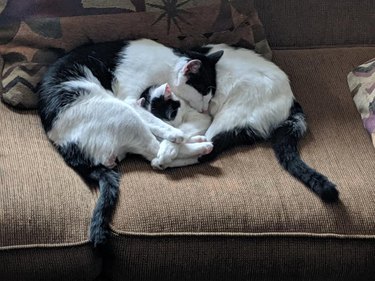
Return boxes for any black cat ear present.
[208,50,224,64]
[182,59,202,75]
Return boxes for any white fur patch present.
[204,44,294,139]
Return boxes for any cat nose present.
[202,109,209,114]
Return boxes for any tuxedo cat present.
[169,44,339,202]
[139,83,212,169]
[38,40,221,246]
[112,39,223,113]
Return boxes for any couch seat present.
[0,105,102,280]
[105,47,375,281]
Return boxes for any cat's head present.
[139,83,181,122]
[173,50,223,113]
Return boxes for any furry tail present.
[57,143,119,247]
[270,101,339,202]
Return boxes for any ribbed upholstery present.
[105,47,375,281]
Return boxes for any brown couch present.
[1,1,374,280]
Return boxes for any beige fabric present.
[0,104,97,247]
[110,47,375,236]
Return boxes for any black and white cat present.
[170,44,340,202]
[37,40,222,246]
[139,83,212,169]
[112,39,338,202]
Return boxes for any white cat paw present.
[200,142,214,155]
[188,135,207,143]
[167,129,185,144]
[151,158,166,170]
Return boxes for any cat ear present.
[182,59,202,75]
[207,50,224,64]
[137,97,145,106]
[164,83,172,100]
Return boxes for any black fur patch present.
[185,50,223,97]
[38,41,126,132]
[140,86,181,121]
[199,126,261,162]
[173,48,223,97]
[57,142,120,247]
[200,100,339,202]
[270,101,339,202]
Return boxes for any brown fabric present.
[104,47,375,280]
[110,47,375,237]
[105,235,375,281]
[254,0,375,48]
[0,103,98,247]
[0,245,101,281]
[0,0,271,109]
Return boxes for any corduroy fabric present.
[106,47,375,280]
[254,0,375,48]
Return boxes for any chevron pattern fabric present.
[1,63,48,109]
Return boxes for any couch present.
[1,0,374,280]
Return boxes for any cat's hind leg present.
[132,103,186,143]
[199,112,261,162]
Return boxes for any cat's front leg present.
[151,140,179,170]
[151,141,213,170]
[133,103,185,143]
[149,124,185,144]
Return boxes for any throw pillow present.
[347,58,375,147]
[0,0,271,109]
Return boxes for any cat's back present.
[120,39,176,62]
[207,44,286,80]
[38,41,126,132]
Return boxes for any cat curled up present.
[37,41,221,246]
[139,83,212,169]
[173,44,339,202]
[118,39,339,202]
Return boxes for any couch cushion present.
[105,47,375,280]
[0,0,270,109]
[255,0,375,48]
[0,102,101,280]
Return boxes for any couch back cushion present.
[255,0,375,49]
[0,0,271,109]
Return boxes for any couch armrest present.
[255,0,375,49]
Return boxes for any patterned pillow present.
[347,58,375,147]
[0,0,271,109]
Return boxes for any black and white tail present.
[270,101,339,202]
[57,143,119,247]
